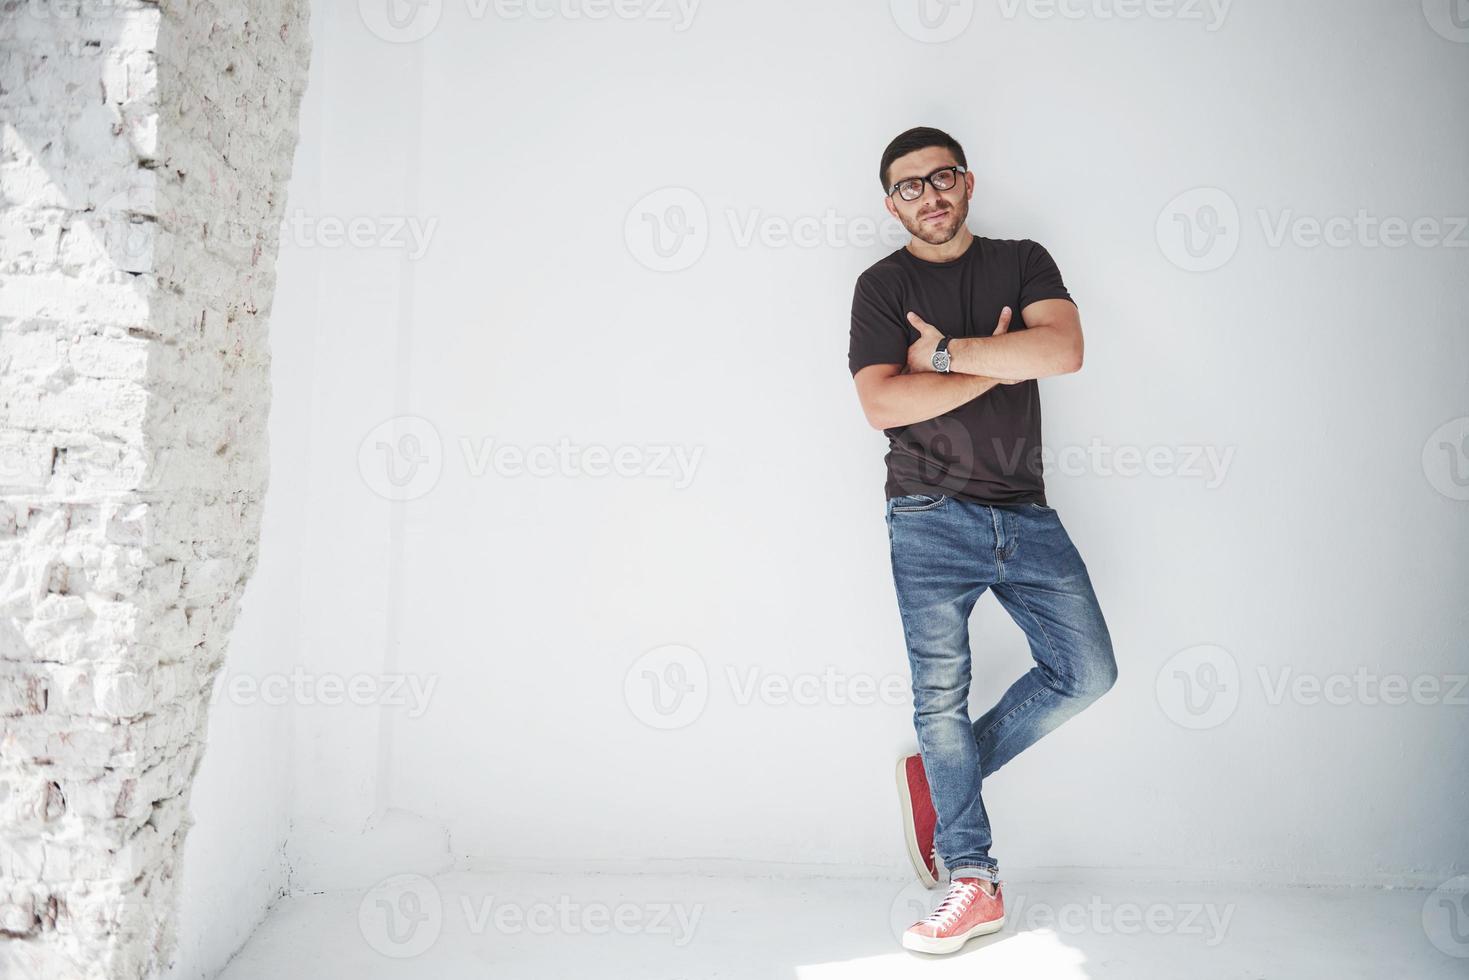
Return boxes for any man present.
[849,126,1118,955]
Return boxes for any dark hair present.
[879,126,967,192]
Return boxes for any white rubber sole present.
[902,914,1006,954]
[894,756,940,889]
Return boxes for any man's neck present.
[905,226,974,264]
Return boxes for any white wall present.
[197,0,1469,934]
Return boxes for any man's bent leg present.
[971,504,1118,778]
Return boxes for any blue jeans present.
[885,493,1118,883]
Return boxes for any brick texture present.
[0,2,310,976]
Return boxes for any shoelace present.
[923,879,983,930]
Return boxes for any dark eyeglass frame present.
[887,164,968,202]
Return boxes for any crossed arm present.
[852,298,1084,430]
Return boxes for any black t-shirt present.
[848,236,1075,506]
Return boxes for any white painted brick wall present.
[0,2,310,977]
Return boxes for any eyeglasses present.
[888,165,967,202]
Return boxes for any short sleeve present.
[1018,241,1076,310]
[848,271,909,377]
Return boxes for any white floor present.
[216,870,1465,979]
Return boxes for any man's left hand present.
[905,311,943,374]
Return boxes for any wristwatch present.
[932,336,953,373]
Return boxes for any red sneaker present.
[895,754,940,888]
[901,877,1006,954]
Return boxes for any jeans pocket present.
[891,492,948,513]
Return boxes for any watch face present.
[934,351,951,371]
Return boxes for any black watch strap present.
[934,335,953,372]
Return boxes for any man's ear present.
[883,195,898,220]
